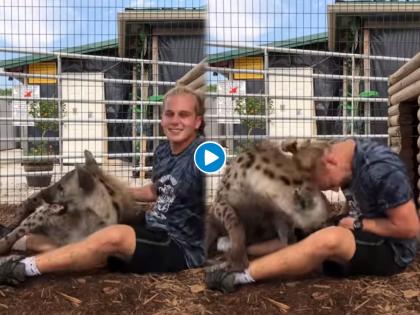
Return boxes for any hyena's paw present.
[216,236,232,253]
[228,250,249,272]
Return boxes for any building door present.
[62,72,106,164]
[268,68,316,138]
[0,100,16,151]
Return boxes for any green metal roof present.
[208,32,328,64]
[124,6,206,11]
[0,38,118,69]
[1,31,328,69]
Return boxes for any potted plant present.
[22,99,63,187]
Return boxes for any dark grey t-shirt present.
[343,138,417,267]
[145,136,205,268]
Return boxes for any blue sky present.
[207,0,334,47]
[0,0,334,87]
[0,0,205,53]
[0,0,334,53]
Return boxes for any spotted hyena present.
[205,140,331,271]
[0,150,139,255]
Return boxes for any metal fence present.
[0,42,412,204]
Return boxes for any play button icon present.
[194,141,226,174]
[205,150,219,166]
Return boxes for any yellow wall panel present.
[29,62,57,84]
[233,57,264,80]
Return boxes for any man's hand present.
[129,184,157,202]
[337,200,420,239]
[338,216,356,230]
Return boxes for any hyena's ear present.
[76,166,95,193]
[84,150,100,172]
[281,139,298,154]
[293,142,329,173]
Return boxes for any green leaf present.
[359,90,379,98]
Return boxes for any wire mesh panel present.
[0,2,419,312]
[1,1,420,205]
[0,1,206,204]
[206,0,420,203]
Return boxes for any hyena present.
[0,150,139,255]
[205,140,331,271]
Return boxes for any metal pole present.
[132,64,138,178]
[351,56,355,136]
[152,35,160,151]
[1,94,389,104]
[22,72,28,154]
[0,68,390,84]
[207,41,410,62]
[364,29,371,135]
[0,47,200,68]
[0,43,410,63]
[343,59,348,136]
[140,61,145,183]
[264,48,270,138]
[57,56,63,175]
[206,66,388,82]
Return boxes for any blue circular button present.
[194,141,226,174]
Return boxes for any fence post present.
[132,64,137,177]
[264,48,270,138]
[140,61,145,183]
[57,56,63,174]
[351,55,355,136]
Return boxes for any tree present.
[0,89,12,96]
[28,100,65,156]
[233,96,273,152]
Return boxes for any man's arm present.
[129,184,157,202]
[339,199,420,239]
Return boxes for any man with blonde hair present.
[0,86,207,285]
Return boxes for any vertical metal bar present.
[152,35,159,151]
[140,61,145,185]
[22,70,28,153]
[57,56,63,175]
[132,64,137,178]
[264,48,270,138]
[342,59,348,136]
[363,29,371,135]
[351,56,355,136]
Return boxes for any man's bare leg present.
[0,224,137,285]
[248,226,356,281]
[246,239,286,257]
[35,224,136,273]
[205,226,357,293]
[15,234,59,253]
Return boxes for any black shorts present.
[107,222,188,274]
[323,230,405,277]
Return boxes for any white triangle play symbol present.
[204,150,219,166]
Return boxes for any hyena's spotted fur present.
[0,150,139,255]
[205,140,331,271]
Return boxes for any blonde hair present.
[163,86,206,135]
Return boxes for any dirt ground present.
[0,204,419,315]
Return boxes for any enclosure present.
[0,0,419,314]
